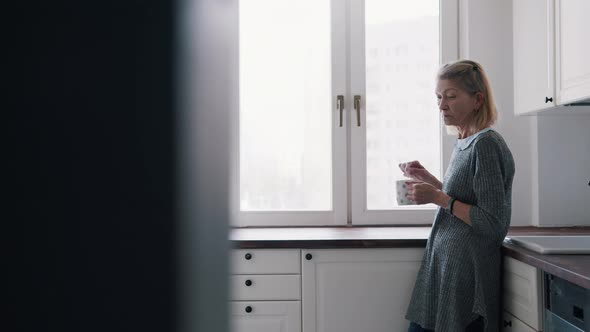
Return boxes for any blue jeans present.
[408,316,484,332]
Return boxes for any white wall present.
[459,0,536,226]
[537,115,590,226]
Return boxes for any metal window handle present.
[354,95,361,127]
[336,95,344,127]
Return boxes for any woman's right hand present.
[398,160,442,190]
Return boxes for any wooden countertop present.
[230,226,590,289]
[503,227,590,289]
[230,226,430,248]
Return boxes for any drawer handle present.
[503,320,512,327]
[245,279,252,287]
[305,253,313,260]
[244,253,252,260]
[245,306,253,313]
[545,96,553,103]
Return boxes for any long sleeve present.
[468,137,513,244]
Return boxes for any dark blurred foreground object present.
[12,1,231,331]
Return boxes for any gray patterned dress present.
[405,128,515,332]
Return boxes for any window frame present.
[230,0,459,227]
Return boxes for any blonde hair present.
[438,60,497,134]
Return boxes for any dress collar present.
[456,127,493,150]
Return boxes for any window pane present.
[365,0,441,210]
[239,0,332,211]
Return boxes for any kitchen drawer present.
[231,301,301,332]
[503,257,543,331]
[230,274,301,301]
[231,249,300,275]
[502,311,537,332]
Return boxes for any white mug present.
[396,180,415,205]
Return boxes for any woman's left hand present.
[406,182,439,205]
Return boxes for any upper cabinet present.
[555,0,590,105]
[513,0,590,115]
[513,0,555,115]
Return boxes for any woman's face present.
[435,79,481,130]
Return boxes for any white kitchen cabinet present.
[231,301,301,332]
[513,0,555,115]
[503,256,543,331]
[301,248,424,332]
[231,249,301,332]
[555,0,590,105]
[502,311,537,332]
[513,0,590,115]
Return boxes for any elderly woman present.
[401,60,515,332]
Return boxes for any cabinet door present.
[501,311,537,332]
[556,0,590,104]
[302,248,424,332]
[513,0,555,115]
[503,257,543,331]
[231,301,301,332]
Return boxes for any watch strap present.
[447,197,457,215]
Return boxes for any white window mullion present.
[349,0,370,224]
[441,0,460,172]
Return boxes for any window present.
[231,0,459,226]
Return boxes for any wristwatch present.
[447,197,457,215]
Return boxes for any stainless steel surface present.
[505,235,590,254]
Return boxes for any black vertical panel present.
[14,1,177,331]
